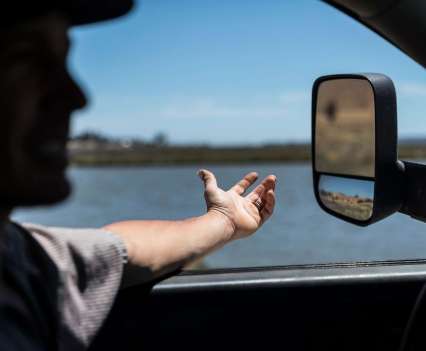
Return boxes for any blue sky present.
[69,0,426,145]
[319,175,374,199]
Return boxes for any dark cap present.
[3,0,134,27]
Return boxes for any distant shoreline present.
[69,144,311,166]
[70,160,311,167]
[68,141,426,166]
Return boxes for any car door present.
[89,261,426,350]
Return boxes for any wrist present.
[205,209,236,241]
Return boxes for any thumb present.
[198,169,218,194]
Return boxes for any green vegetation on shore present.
[70,144,311,166]
[68,132,426,166]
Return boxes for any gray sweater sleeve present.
[21,223,127,350]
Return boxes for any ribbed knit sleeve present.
[21,223,127,351]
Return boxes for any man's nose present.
[63,70,88,111]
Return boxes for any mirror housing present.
[312,73,403,226]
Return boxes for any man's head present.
[0,1,133,208]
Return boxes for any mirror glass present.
[318,175,374,221]
[315,78,375,178]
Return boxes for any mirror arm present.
[399,161,426,222]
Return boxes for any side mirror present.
[312,73,402,226]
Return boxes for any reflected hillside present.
[319,189,373,221]
[315,79,375,177]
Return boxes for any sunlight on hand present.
[198,169,277,240]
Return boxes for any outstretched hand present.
[104,169,277,286]
[198,169,277,240]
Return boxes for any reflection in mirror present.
[318,175,374,221]
[315,78,375,178]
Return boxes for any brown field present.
[319,189,373,221]
[315,79,375,177]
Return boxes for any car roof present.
[325,0,426,69]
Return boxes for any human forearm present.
[103,169,276,288]
[103,210,234,287]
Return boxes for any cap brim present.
[66,0,134,25]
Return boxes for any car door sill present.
[153,259,426,293]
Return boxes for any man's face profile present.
[0,12,87,208]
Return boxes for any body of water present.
[13,163,426,269]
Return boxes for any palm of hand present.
[199,170,276,240]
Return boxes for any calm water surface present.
[13,163,426,269]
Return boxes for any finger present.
[260,189,276,223]
[198,169,218,194]
[247,175,276,201]
[230,172,258,195]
